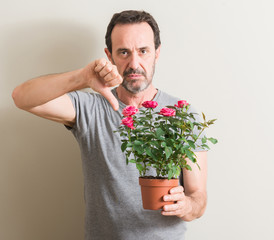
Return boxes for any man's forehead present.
[111,22,155,49]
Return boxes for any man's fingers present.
[91,58,123,111]
[169,186,184,194]
[104,66,121,82]
[94,59,114,78]
[162,202,182,212]
[94,58,108,73]
[105,74,123,87]
[163,193,184,202]
[99,88,120,111]
[94,59,122,85]
[97,62,114,78]
[163,186,185,202]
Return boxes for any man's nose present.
[128,52,140,70]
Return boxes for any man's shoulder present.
[67,90,114,117]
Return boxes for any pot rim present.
[139,177,179,187]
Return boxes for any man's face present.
[105,22,160,94]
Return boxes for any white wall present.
[1,0,274,239]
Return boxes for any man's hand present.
[82,58,123,111]
[161,186,192,219]
[161,185,207,222]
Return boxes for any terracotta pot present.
[139,177,179,210]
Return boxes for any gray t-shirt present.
[67,88,192,240]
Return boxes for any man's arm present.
[12,59,123,127]
[161,151,207,221]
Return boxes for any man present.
[12,10,207,240]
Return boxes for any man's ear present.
[104,48,114,63]
[155,45,161,63]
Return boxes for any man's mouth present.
[127,74,143,79]
[123,68,146,80]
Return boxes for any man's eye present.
[121,51,128,55]
[141,49,147,54]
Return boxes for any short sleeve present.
[65,91,96,138]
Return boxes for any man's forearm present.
[12,68,85,110]
[180,191,207,222]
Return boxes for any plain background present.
[1,0,274,239]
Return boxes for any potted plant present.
[116,100,217,210]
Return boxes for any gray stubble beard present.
[121,61,156,94]
[121,77,152,94]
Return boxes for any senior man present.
[12,10,207,240]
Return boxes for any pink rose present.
[142,101,158,109]
[175,100,189,108]
[159,108,176,117]
[121,117,135,129]
[122,106,139,116]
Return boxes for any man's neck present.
[116,84,158,108]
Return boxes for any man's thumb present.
[99,88,119,111]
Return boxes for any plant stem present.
[128,129,131,142]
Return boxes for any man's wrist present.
[69,68,90,90]
[179,196,194,221]
[181,192,207,221]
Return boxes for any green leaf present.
[133,140,142,145]
[182,144,190,150]
[188,120,194,130]
[180,137,188,144]
[175,166,181,177]
[151,141,160,148]
[121,142,128,152]
[185,164,192,171]
[133,141,143,154]
[136,163,144,172]
[175,143,181,150]
[202,136,207,144]
[156,128,165,139]
[207,119,217,125]
[187,140,196,149]
[168,170,173,180]
[202,112,206,121]
[201,144,210,149]
[145,148,152,157]
[208,137,218,144]
[196,163,201,170]
[145,148,157,160]
[185,149,195,161]
[165,146,173,159]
